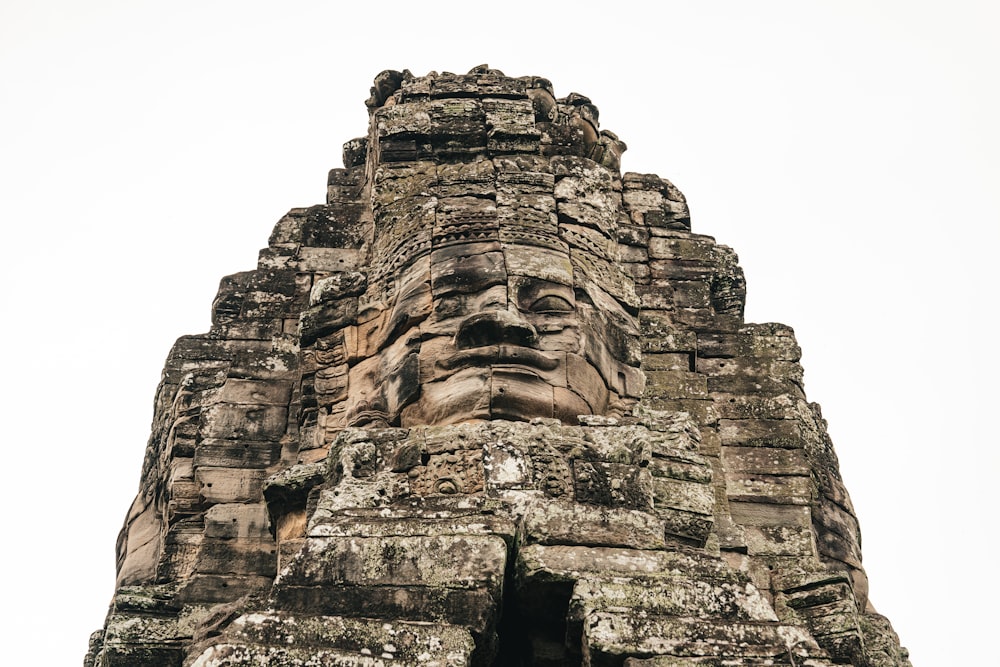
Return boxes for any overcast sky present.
[2,1,996,663]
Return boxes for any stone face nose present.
[455,310,538,349]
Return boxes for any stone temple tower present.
[86,66,910,667]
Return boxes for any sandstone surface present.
[87,66,909,667]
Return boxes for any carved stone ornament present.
[86,67,910,667]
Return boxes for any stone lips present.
[87,66,910,667]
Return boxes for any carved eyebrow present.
[515,278,574,303]
[432,271,506,296]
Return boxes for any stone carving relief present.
[301,162,646,438]
[88,67,910,667]
[347,234,645,428]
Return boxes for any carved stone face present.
[345,239,643,427]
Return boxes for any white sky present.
[2,1,996,663]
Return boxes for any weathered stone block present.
[188,613,476,667]
[517,544,738,583]
[651,477,715,515]
[729,501,812,528]
[719,419,804,449]
[742,525,816,557]
[277,534,507,592]
[569,576,778,625]
[296,247,364,272]
[643,352,694,372]
[523,500,666,550]
[176,573,273,603]
[722,446,810,475]
[659,507,716,546]
[647,455,713,484]
[193,438,281,469]
[203,503,271,539]
[571,460,652,509]
[645,370,709,400]
[642,398,718,426]
[195,467,268,504]
[273,585,499,634]
[698,327,801,361]
[648,236,720,262]
[724,473,814,505]
[583,611,821,665]
[307,511,518,545]
[711,393,804,420]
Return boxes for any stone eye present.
[529,295,574,313]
